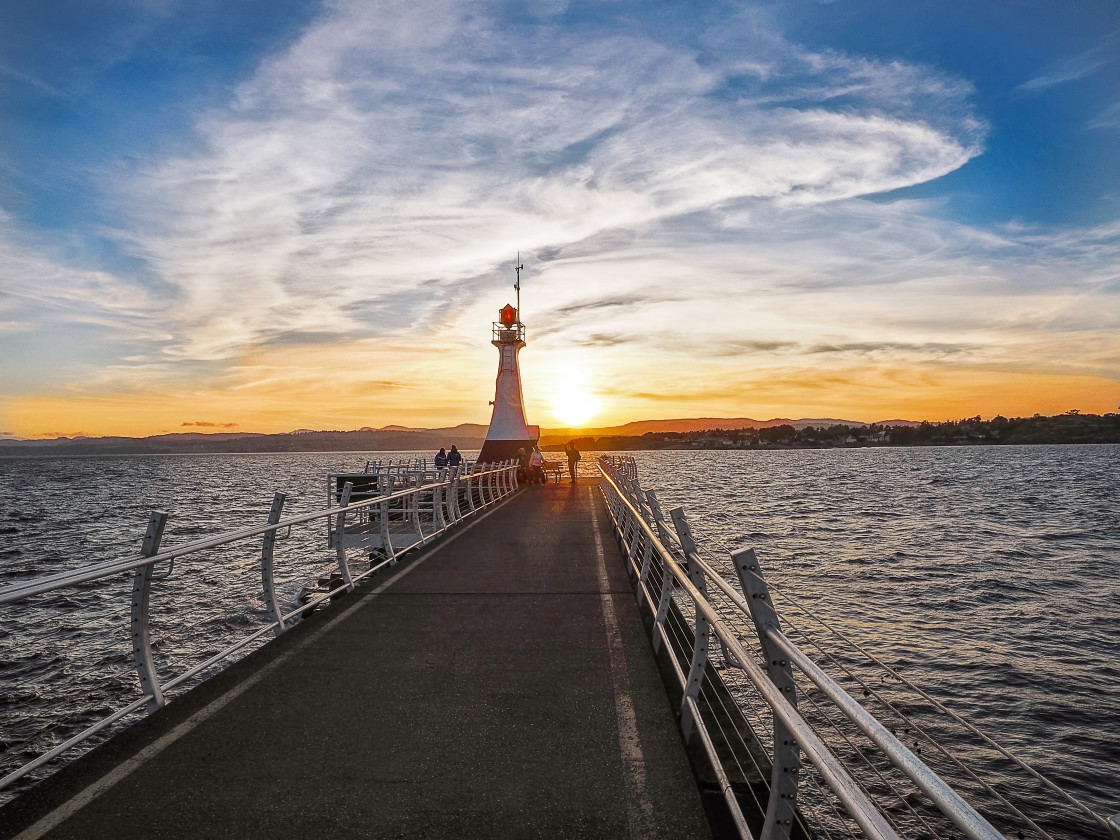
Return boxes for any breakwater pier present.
[1,473,710,839]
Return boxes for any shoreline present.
[1,439,1118,460]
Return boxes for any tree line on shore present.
[3,412,1116,457]
[546,412,1120,452]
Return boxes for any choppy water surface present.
[634,445,1120,822]
[0,451,385,801]
[1,446,1117,821]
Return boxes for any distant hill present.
[2,417,911,456]
[0,426,490,457]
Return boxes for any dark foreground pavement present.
[2,479,711,840]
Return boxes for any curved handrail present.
[0,458,521,794]
[597,457,1006,840]
[0,461,516,606]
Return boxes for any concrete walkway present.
[2,479,711,839]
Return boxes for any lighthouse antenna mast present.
[514,253,524,324]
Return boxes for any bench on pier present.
[333,474,383,503]
[541,461,565,482]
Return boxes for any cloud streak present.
[1018,40,1115,93]
[92,0,983,365]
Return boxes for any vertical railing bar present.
[132,510,168,712]
[638,490,660,584]
[379,472,397,566]
[411,472,426,543]
[465,464,476,514]
[433,469,447,532]
[671,506,710,741]
[685,694,758,840]
[450,466,462,521]
[334,482,355,591]
[261,492,287,635]
[651,547,676,655]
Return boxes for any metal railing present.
[597,455,1120,840]
[0,459,520,796]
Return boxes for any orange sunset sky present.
[2,3,1118,440]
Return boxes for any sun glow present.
[550,384,602,427]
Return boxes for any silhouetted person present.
[447,445,463,468]
[434,447,448,469]
[566,441,580,483]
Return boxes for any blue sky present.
[1,0,1118,437]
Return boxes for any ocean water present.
[0,450,386,803]
[631,445,1120,826]
[1,446,1117,823]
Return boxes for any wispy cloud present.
[1018,32,1118,93]
[0,61,75,100]
[1088,101,1120,130]
[89,0,983,367]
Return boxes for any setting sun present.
[550,385,602,427]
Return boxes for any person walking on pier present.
[434,447,448,469]
[566,441,581,483]
[447,445,463,468]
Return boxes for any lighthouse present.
[477,279,539,463]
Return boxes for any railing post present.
[645,489,675,546]
[617,480,635,548]
[433,469,447,531]
[624,495,643,578]
[464,464,476,514]
[410,472,424,539]
[734,546,800,840]
[261,492,287,634]
[650,556,676,656]
[132,511,168,712]
[671,506,710,741]
[604,488,623,540]
[638,490,664,583]
[450,466,463,521]
[624,482,672,655]
[379,473,397,565]
[334,482,355,591]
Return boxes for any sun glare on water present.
[550,384,601,427]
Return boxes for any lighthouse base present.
[477,438,537,464]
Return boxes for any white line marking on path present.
[589,488,657,840]
[13,495,519,840]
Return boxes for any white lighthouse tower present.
[477,264,539,463]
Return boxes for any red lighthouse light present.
[499,304,517,328]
